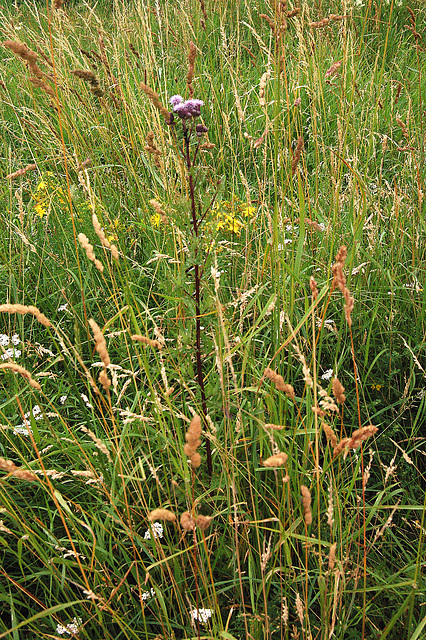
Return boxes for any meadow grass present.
[0,0,425,638]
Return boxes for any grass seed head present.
[148,508,176,522]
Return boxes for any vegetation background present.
[0,0,425,638]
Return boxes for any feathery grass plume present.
[0,363,41,390]
[131,334,162,349]
[328,542,337,570]
[181,511,196,531]
[80,426,112,461]
[331,246,354,326]
[197,0,207,25]
[0,457,37,482]
[265,423,286,431]
[310,275,318,300]
[72,69,104,98]
[263,452,288,467]
[349,424,378,449]
[76,158,91,172]
[295,592,304,626]
[264,367,295,399]
[78,233,104,273]
[259,69,270,107]
[186,41,197,98]
[0,303,51,327]
[3,39,38,66]
[325,60,342,79]
[145,132,162,169]
[322,422,338,448]
[98,368,111,391]
[184,414,202,468]
[149,199,168,225]
[332,437,352,458]
[195,515,212,531]
[88,319,110,368]
[92,213,119,259]
[6,164,37,180]
[29,75,55,98]
[309,18,330,28]
[300,485,312,525]
[140,83,171,123]
[3,40,55,99]
[291,136,304,175]
[332,377,346,403]
[292,343,314,388]
[148,508,176,522]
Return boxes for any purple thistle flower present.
[172,98,204,118]
[170,95,184,107]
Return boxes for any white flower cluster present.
[56,617,82,635]
[0,333,21,361]
[144,521,164,540]
[190,608,213,624]
[14,404,43,436]
[141,587,156,601]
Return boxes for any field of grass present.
[0,0,425,638]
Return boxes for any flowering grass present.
[0,0,425,639]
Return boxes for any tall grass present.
[0,0,425,638]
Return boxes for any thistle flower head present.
[171,97,204,118]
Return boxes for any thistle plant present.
[141,65,213,476]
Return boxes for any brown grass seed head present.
[148,508,176,522]
[332,377,346,403]
[0,303,51,327]
[263,452,288,467]
[0,363,41,390]
[301,485,312,525]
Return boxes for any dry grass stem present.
[92,213,119,259]
[148,508,176,522]
[0,303,51,327]
[300,485,312,525]
[78,233,104,273]
[263,452,288,467]
[0,363,41,390]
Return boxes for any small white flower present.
[0,334,10,347]
[58,303,68,312]
[191,608,213,624]
[321,369,333,381]
[11,334,20,345]
[141,587,156,601]
[32,405,42,416]
[56,617,82,636]
[144,521,164,540]
[13,422,31,436]
[60,395,68,404]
